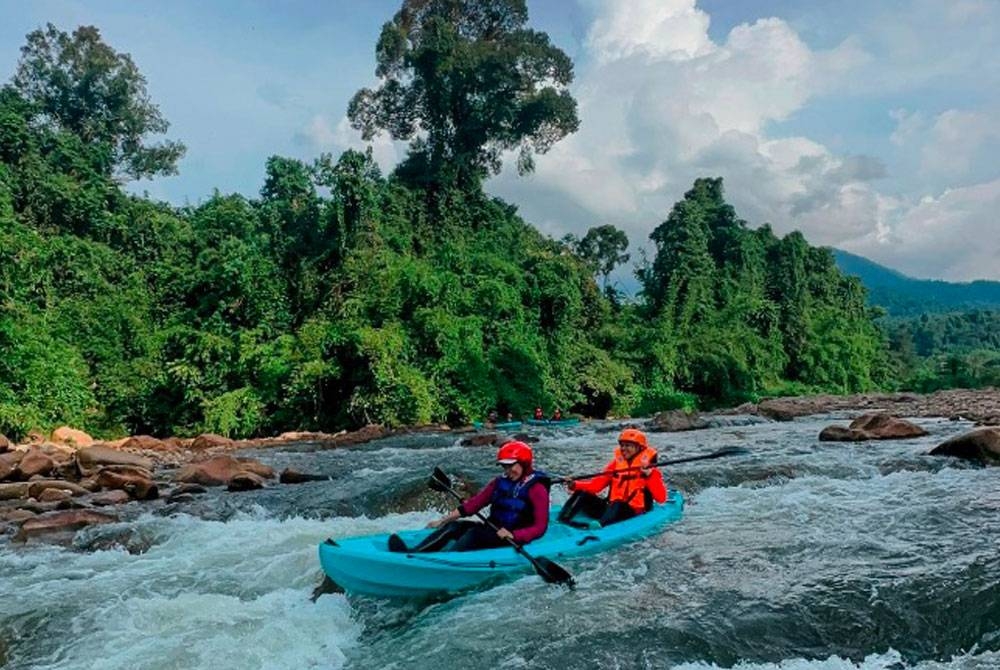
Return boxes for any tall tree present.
[13,24,185,180]
[348,0,578,189]
[574,224,630,292]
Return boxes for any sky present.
[1,0,998,282]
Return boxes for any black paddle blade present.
[428,467,451,492]
[533,556,575,588]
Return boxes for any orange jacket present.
[573,446,667,513]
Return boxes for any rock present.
[0,483,30,500]
[818,426,864,442]
[929,427,1000,463]
[318,424,389,449]
[645,410,708,432]
[88,490,132,506]
[234,458,274,479]
[848,413,928,439]
[76,446,154,474]
[461,433,498,447]
[190,433,233,450]
[16,447,55,478]
[13,509,117,544]
[0,460,12,482]
[168,483,207,498]
[0,434,10,452]
[50,426,94,448]
[227,472,266,491]
[120,435,171,451]
[0,508,36,524]
[27,480,91,498]
[175,455,257,486]
[37,488,73,503]
[279,468,328,484]
[95,465,158,500]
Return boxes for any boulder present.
[0,483,30,500]
[929,427,1000,463]
[645,410,708,432]
[88,490,132,506]
[0,460,12,482]
[120,435,171,451]
[228,472,266,491]
[95,466,158,500]
[818,425,863,442]
[279,468,328,484]
[13,509,117,544]
[190,433,233,450]
[51,426,94,448]
[461,433,498,447]
[0,434,10,452]
[175,455,263,486]
[16,448,55,478]
[37,488,72,503]
[234,458,274,479]
[849,413,928,439]
[27,480,90,498]
[76,446,154,474]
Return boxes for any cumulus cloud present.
[295,114,407,175]
[487,0,1000,281]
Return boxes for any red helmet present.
[618,428,648,449]
[496,440,533,465]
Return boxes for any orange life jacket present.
[608,445,658,512]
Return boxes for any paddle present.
[551,446,749,484]
[428,467,575,589]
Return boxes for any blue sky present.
[1,0,998,281]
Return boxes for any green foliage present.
[349,0,578,189]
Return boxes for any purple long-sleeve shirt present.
[458,477,550,545]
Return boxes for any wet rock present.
[14,509,118,544]
[819,414,929,441]
[511,432,538,443]
[0,459,12,481]
[645,410,708,433]
[461,433,498,447]
[37,488,73,503]
[88,490,132,506]
[929,427,1000,464]
[75,525,155,554]
[317,424,389,449]
[167,483,207,498]
[228,472,266,491]
[279,468,328,484]
[0,433,10,451]
[175,455,270,486]
[51,426,94,448]
[76,446,154,474]
[96,465,158,500]
[0,507,36,524]
[233,458,275,479]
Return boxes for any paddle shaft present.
[551,447,746,484]
[436,483,540,561]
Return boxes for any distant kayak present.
[317,493,684,598]
[472,420,523,430]
[525,418,580,427]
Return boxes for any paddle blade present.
[428,467,451,492]
[532,556,575,588]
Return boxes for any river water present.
[2,415,999,670]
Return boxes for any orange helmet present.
[617,428,648,449]
[496,440,533,465]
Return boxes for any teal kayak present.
[525,418,580,427]
[472,420,523,430]
[317,492,684,598]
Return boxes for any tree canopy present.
[348,0,578,189]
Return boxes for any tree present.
[348,0,578,189]
[574,224,630,291]
[13,24,185,180]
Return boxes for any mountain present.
[833,249,1000,316]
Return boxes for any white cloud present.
[586,0,713,63]
[297,115,407,175]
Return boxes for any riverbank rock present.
[645,410,708,432]
[174,455,274,487]
[191,433,233,450]
[929,427,1000,464]
[76,446,154,474]
[819,413,928,441]
[96,465,158,500]
[13,509,118,544]
[51,426,94,448]
[0,434,10,452]
[279,468,328,484]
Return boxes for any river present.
[1,415,998,669]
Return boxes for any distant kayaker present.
[558,428,666,527]
[534,406,544,420]
[551,408,563,421]
[487,409,499,424]
[388,441,551,553]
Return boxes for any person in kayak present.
[533,406,544,420]
[551,408,563,421]
[557,428,666,527]
[388,440,551,553]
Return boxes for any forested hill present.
[834,250,1000,316]
[1,13,889,441]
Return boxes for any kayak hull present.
[317,492,684,598]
